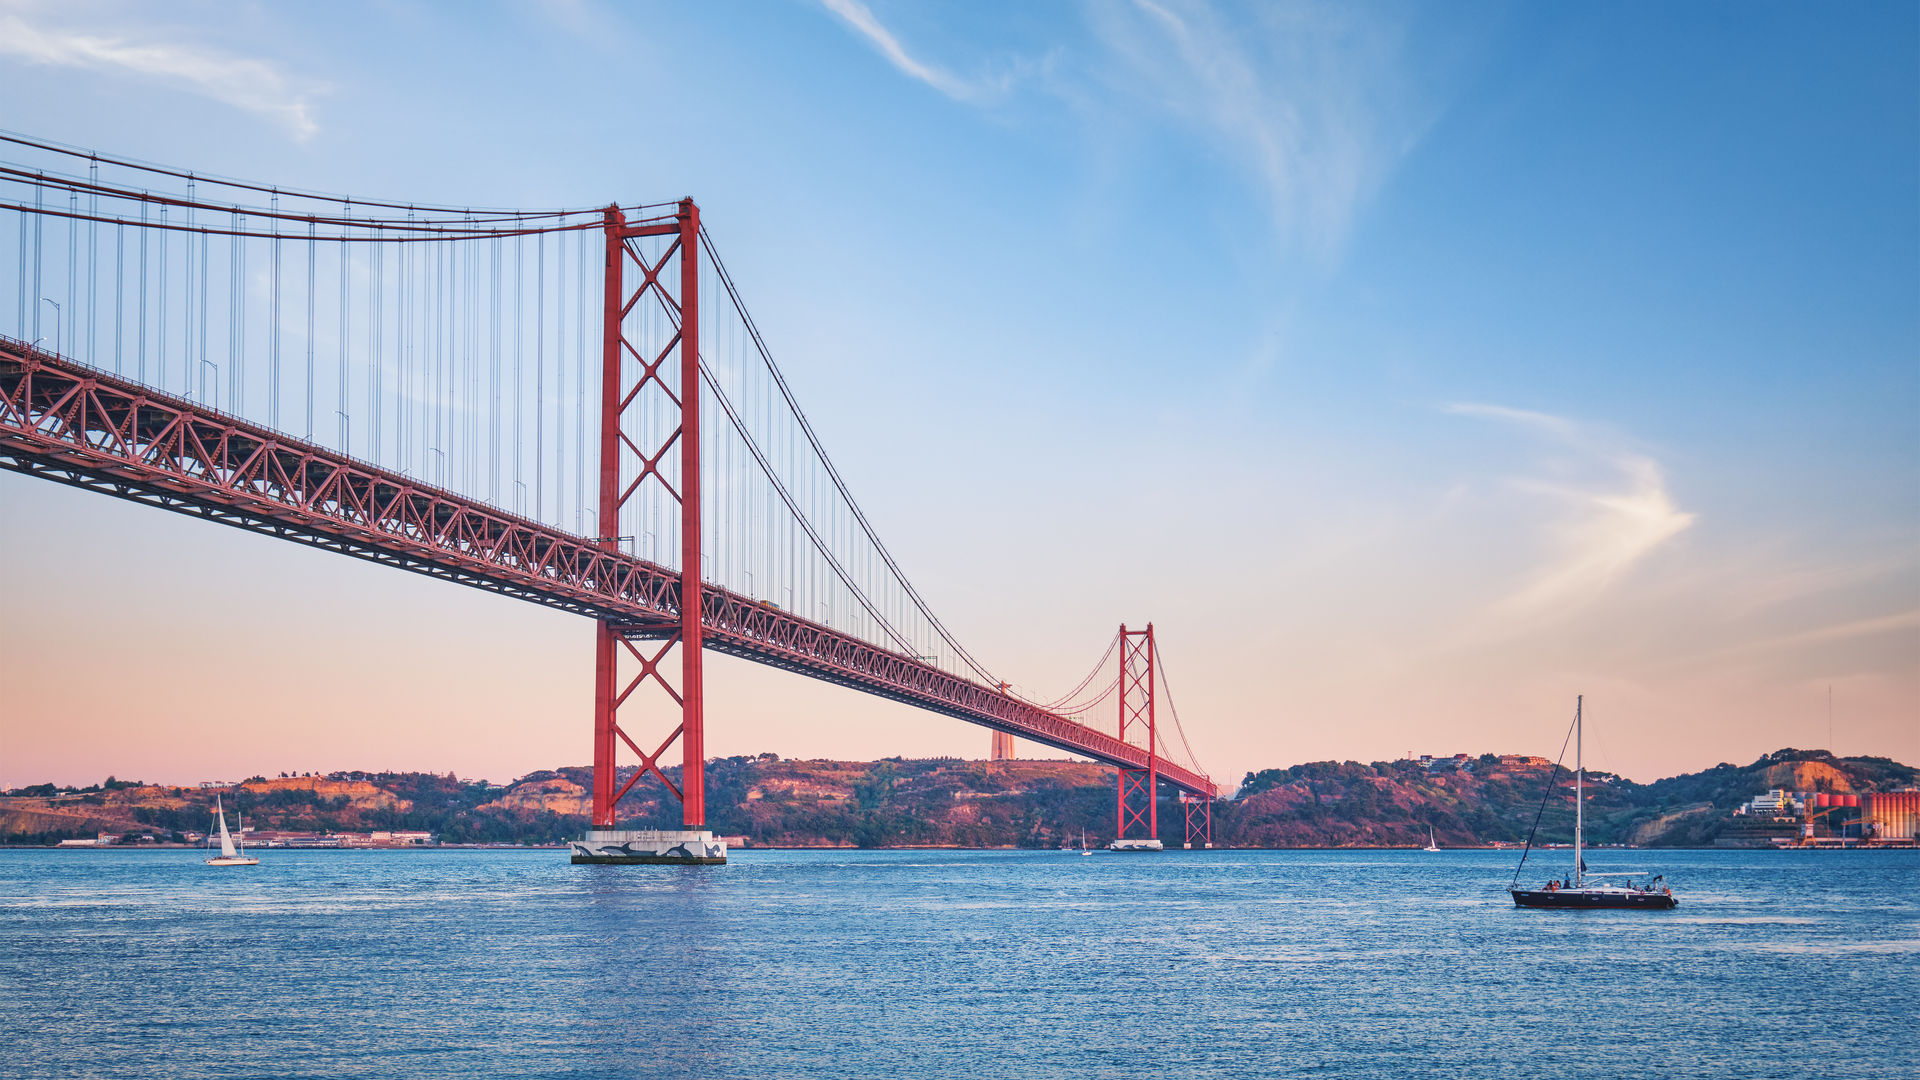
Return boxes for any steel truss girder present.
[0,340,1217,800]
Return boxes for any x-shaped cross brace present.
[609,633,687,805]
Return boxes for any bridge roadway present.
[0,340,1216,799]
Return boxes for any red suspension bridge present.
[0,134,1216,858]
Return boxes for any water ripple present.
[0,847,1913,1078]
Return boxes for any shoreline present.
[5,843,1913,853]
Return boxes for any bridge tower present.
[574,198,724,865]
[1182,792,1212,850]
[1115,624,1158,844]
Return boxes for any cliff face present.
[1761,760,1853,793]
[477,774,592,817]
[3,749,1912,848]
[238,776,413,812]
[0,804,120,838]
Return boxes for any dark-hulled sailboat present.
[1509,696,1676,910]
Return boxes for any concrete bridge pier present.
[568,829,727,865]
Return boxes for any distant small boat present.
[1509,696,1673,910]
[1424,827,1441,853]
[205,795,259,867]
[1079,829,1092,855]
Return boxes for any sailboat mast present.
[1574,695,1584,888]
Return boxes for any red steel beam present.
[0,339,1216,798]
[592,204,625,828]
[674,200,705,825]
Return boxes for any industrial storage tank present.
[1864,792,1919,840]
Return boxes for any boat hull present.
[205,857,260,866]
[1510,888,1676,910]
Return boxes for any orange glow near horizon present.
[3,467,1913,792]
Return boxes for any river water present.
[3,847,1913,1078]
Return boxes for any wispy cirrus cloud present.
[814,1,1448,259]
[818,0,1008,104]
[1446,402,1697,616]
[1086,0,1444,259]
[0,13,319,141]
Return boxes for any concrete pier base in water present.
[568,829,727,865]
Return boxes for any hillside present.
[0,758,1122,848]
[4,749,1913,848]
[1228,749,1916,847]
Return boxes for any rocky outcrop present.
[478,776,592,817]
[0,804,118,837]
[238,776,412,812]
[1761,759,1853,793]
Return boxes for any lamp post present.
[39,298,59,357]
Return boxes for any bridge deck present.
[0,340,1215,799]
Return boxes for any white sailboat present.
[1423,826,1441,852]
[205,794,259,866]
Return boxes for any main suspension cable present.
[701,227,1003,687]
[1,130,676,220]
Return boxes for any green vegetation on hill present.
[1224,754,1624,847]
[595,756,1120,848]
[3,748,1911,848]
[1228,748,1917,847]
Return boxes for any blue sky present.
[1,0,1914,786]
